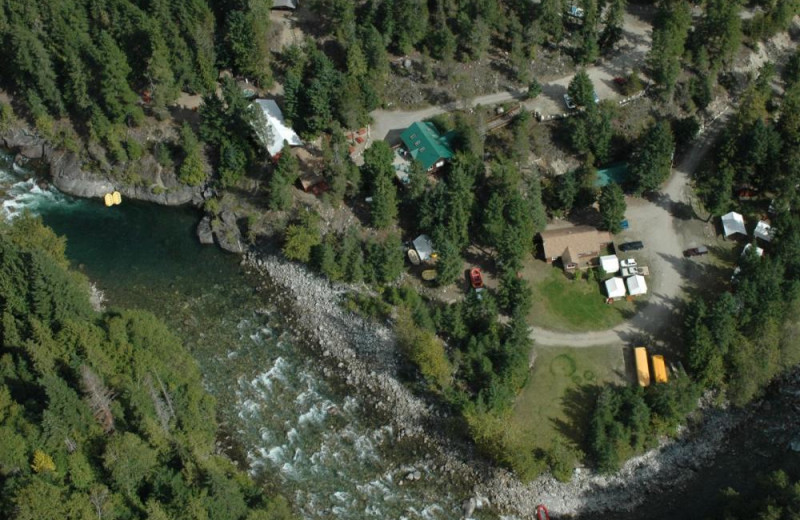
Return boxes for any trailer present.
[634,347,651,387]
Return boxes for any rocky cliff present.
[2,127,202,207]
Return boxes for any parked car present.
[618,241,644,252]
[621,266,645,277]
[683,246,709,257]
[470,268,484,290]
[620,258,637,268]
[563,94,576,110]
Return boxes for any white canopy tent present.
[754,220,774,242]
[605,277,626,299]
[721,212,746,237]
[253,99,303,156]
[742,243,764,258]
[626,275,648,296]
[600,254,620,274]
[412,235,435,262]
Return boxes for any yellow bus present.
[652,355,668,383]
[634,347,651,387]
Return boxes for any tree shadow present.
[645,191,697,221]
[551,383,601,449]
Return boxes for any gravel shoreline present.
[243,250,744,518]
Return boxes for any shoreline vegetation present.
[0,216,294,520]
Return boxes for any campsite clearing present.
[525,262,635,332]
[511,345,625,454]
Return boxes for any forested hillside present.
[0,0,270,161]
[0,215,293,520]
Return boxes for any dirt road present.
[370,6,654,143]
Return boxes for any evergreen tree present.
[629,121,675,194]
[568,69,596,108]
[269,144,299,211]
[599,183,626,233]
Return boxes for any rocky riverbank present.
[1,127,202,206]
[241,249,753,519]
[242,251,482,486]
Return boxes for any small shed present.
[626,275,648,296]
[605,277,626,299]
[412,235,435,263]
[754,220,774,242]
[600,254,620,274]
[721,211,746,237]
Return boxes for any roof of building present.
[626,274,648,296]
[413,234,435,262]
[253,99,303,156]
[754,220,774,242]
[595,163,629,188]
[600,254,620,274]
[742,243,764,258]
[540,225,613,261]
[721,211,746,237]
[271,0,298,9]
[400,122,454,170]
[605,277,626,299]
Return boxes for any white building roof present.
[721,211,746,237]
[413,234,434,262]
[605,277,626,299]
[626,275,648,296]
[600,254,620,274]
[742,243,764,258]
[253,99,303,156]
[754,220,774,242]
[272,0,298,9]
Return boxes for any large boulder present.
[212,211,244,253]
[197,216,214,245]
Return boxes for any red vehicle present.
[536,504,550,520]
[470,268,484,289]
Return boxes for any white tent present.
[626,275,648,296]
[754,220,774,242]
[600,254,620,274]
[253,99,303,156]
[742,243,764,258]
[721,212,746,237]
[605,277,626,299]
[412,235,435,262]
[272,0,298,8]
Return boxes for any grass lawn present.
[527,265,636,332]
[510,345,626,453]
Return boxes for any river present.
[0,154,486,520]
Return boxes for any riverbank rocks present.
[197,216,214,245]
[2,125,201,206]
[212,211,244,253]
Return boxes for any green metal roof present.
[595,163,629,187]
[400,122,454,170]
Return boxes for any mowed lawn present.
[511,346,626,453]
[527,265,636,332]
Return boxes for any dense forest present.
[0,215,293,520]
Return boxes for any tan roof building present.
[539,225,612,268]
